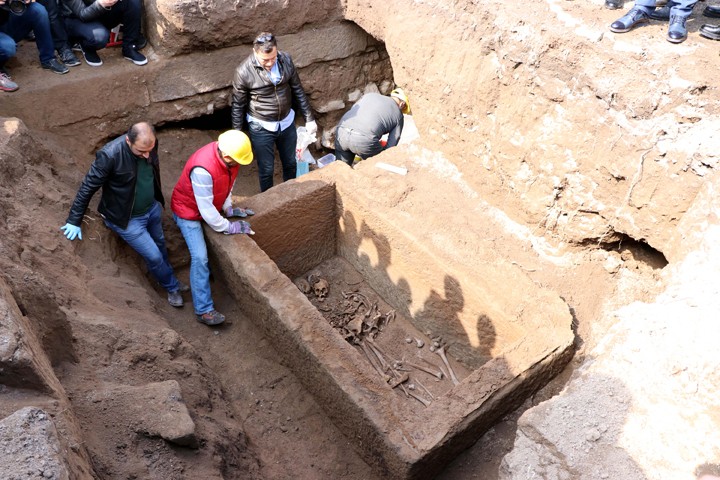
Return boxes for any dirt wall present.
[343,0,719,258]
[144,0,344,56]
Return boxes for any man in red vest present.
[171,130,255,326]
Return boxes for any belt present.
[339,126,370,136]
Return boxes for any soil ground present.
[41,125,659,479]
[0,3,680,476]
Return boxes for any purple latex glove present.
[224,206,255,218]
[225,220,254,235]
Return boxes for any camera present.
[1,0,30,15]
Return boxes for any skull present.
[312,277,329,302]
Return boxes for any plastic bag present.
[295,126,316,178]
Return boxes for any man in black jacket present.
[231,32,316,192]
[60,122,188,308]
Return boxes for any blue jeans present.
[637,0,697,15]
[104,201,181,293]
[63,0,143,51]
[248,121,297,192]
[0,3,55,66]
[173,215,214,315]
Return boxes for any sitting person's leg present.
[667,0,698,43]
[63,17,108,66]
[610,0,655,33]
[1,3,67,73]
[36,0,79,66]
[111,0,142,46]
[0,32,17,66]
[100,0,147,65]
[0,33,19,92]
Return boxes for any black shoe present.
[197,310,225,326]
[25,30,35,42]
[648,6,671,20]
[80,46,102,67]
[700,22,720,39]
[122,47,147,66]
[667,14,688,43]
[58,47,81,67]
[41,58,69,75]
[704,5,720,18]
[604,0,623,9]
[610,6,651,33]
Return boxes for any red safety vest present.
[171,142,239,221]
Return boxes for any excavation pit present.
[205,164,575,479]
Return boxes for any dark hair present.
[253,32,277,54]
[696,463,720,478]
[127,122,155,144]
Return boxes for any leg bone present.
[405,361,444,380]
[436,346,460,385]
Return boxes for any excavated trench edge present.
[201,174,575,479]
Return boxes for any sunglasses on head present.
[255,33,274,44]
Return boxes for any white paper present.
[376,162,408,175]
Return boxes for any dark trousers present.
[63,0,142,51]
[248,121,298,192]
[334,137,356,166]
[334,126,383,166]
[37,0,68,51]
[0,3,54,65]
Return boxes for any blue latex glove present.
[224,206,255,218]
[60,223,82,241]
[225,220,254,235]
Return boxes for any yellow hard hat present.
[390,88,411,114]
[218,130,253,165]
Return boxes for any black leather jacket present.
[231,51,314,130]
[66,135,164,229]
[60,0,107,21]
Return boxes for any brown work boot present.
[196,310,225,326]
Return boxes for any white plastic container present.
[317,153,336,168]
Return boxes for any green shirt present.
[131,159,155,217]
